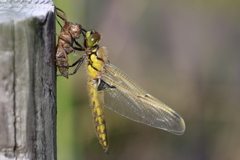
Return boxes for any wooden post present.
[0,1,56,160]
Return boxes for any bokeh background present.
[53,0,240,160]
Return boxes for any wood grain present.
[0,1,56,159]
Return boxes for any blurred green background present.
[53,0,240,160]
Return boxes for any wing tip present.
[172,116,186,135]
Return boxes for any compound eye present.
[86,30,101,47]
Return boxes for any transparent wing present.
[101,63,186,135]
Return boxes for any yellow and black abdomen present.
[87,51,109,154]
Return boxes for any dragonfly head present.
[85,30,102,47]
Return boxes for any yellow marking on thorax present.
[87,53,104,79]
[87,64,98,78]
[90,54,104,70]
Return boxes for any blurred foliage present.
[53,0,240,160]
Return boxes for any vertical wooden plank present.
[0,17,15,160]
[0,1,56,160]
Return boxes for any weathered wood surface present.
[0,1,56,160]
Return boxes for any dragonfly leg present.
[57,56,85,77]
[55,7,67,22]
[74,40,82,47]
[73,40,85,51]
[55,15,63,28]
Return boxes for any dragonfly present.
[58,30,186,154]
[54,7,86,78]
